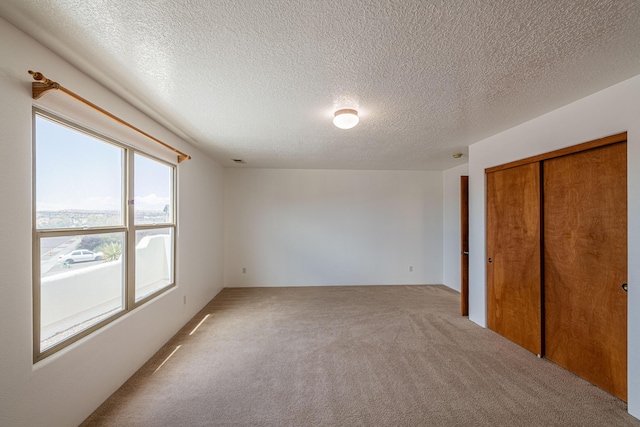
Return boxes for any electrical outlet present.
[409,266,413,272]
[242,267,247,274]
[183,295,187,305]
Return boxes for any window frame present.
[32,108,178,362]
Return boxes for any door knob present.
[488,258,493,263]
[463,251,469,255]
[622,283,628,292]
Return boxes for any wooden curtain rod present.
[28,70,191,163]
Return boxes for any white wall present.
[467,74,640,417]
[442,163,469,292]
[0,17,225,427]
[225,169,443,287]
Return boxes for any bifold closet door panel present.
[544,142,627,401]
[486,163,541,355]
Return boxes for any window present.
[133,153,175,302]
[34,110,176,361]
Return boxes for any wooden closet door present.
[487,163,541,355]
[544,142,627,401]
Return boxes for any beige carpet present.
[81,285,640,426]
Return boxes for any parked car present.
[57,249,103,264]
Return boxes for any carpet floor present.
[81,285,640,426]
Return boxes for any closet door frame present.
[485,133,626,174]
[484,131,628,398]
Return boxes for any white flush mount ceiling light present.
[333,108,359,129]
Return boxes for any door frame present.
[460,175,469,316]
[485,132,627,174]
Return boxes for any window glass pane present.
[40,232,125,351]
[35,115,124,229]
[135,228,174,301]
[134,154,173,225]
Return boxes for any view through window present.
[34,111,176,360]
[134,153,175,302]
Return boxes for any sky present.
[36,114,172,213]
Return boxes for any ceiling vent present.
[232,159,246,164]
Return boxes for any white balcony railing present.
[40,235,172,347]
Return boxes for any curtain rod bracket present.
[28,70,191,163]
[29,70,60,99]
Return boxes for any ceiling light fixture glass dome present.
[333,108,359,129]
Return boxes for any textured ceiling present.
[1,0,640,170]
